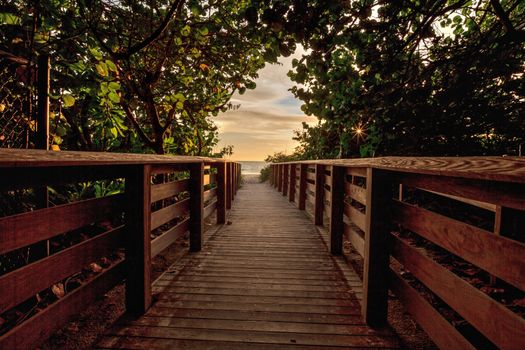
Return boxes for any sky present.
[213,49,317,161]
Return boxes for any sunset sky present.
[214,50,317,161]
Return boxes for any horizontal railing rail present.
[270,157,525,350]
[0,149,241,349]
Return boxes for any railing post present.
[329,166,345,254]
[362,168,391,327]
[125,164,152,315]
[189,162,204,252]
[275,164,278,190]
[36,54,50,151]
[216,162,227,224]
[231,163,236,201]
[236,163,240,192]
[274,164,278,188]
[226,162,232,209]
[233,163,237,195]
[288,163,296,202]
[274,164,278,189]
[282,164,289,196]
[314,164,325,225]
[298,164,307,210]
[277,164,283,192]
[233,163,239,193]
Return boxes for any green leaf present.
[105,60,118,72]
[190,6,202,16]
[0,13,22,25]
[56,126,67,137]
[33,32,49,43]
[199,27,209,36]
[53,135,63,145]
[100,82,109,94]
[63,94,76,108]
[181,25,191,37]
[108,92,120,103]
[89,48,103,61]
[108,82,120,90]
[95,62,108,76]
[172,93,186,102]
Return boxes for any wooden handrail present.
[0,149,241,349]
[269,157,525,348]
[271,156,525,183]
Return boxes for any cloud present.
[214,46,316,160]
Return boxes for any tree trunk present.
[153,138,164,154]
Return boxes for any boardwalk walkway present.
[97,181,399,349]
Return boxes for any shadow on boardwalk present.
[97,181,399,349]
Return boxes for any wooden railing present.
[0,149,241,349]
[270,157,525,350]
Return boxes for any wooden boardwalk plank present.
[153,293,357,306]
[145,308,365,324]
[120,317,388,336]
[151,286,356,299]
[97,337,396,350]
[97,182,398,349]
[103,325,397,347]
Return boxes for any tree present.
[287,0,525,157]
[1,0,299,154]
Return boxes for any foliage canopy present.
[1,0,524,159]
[287,0,525,158]
[0,0,295,154]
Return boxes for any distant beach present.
[238,161,268,175]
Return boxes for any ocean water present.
[239,161,268,175]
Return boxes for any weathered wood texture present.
[125,165,152,315]
[288,163,296,202]
[392,200,525,291]
[389,270,475,350]
[1,261,125,350]
[329,166,345,255]
[0,149,223,167]
[273,159,525,348]
[0,155,237,349]
[0,194,124,254]
[362,169,391,327]
[189,163,204,252]
[314,164,325,225]
[0,226,124,314]
[391,236,525,349]
[272,156,525,183]
[98,182,399,349]
[226,162,233,210]
[150,179,189,203]
[216,162,227,224]
[282,164,289,197]
[298,164,307,210]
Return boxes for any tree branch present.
[489,0,515,32]
[120,101,155,148]
[125,0,186,57]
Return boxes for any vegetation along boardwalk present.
[97,181,399,349]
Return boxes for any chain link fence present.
[0,59,35,149]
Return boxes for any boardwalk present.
[97,181,399,349]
